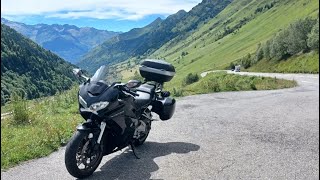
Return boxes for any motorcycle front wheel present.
[65,131,103,179]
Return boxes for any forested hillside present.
[1,24,78,105]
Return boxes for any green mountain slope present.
[77,0,233,73]
[1,18,120,64]
[149,0,319,87]
[247,52,319,73]
[1,24,78,105]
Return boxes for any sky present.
[1,0,202,32]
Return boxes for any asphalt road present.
[2,72,319,180]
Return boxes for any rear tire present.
[65,131,103,179]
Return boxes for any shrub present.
[181,51,189,57]
[11,94,30,125]
[183,73,200,85]
[229,62,235,70]
[172,88,184,97]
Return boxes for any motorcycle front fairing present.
[77,80,140,153]
[78,81,120,119]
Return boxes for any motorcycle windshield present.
[91,65,109,82]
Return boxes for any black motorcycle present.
[64,59,176,178]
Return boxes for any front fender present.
[76,124,92,131]
[76,121,100,132]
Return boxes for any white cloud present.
[1,0,201,20]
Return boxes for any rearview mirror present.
[126,80,142,88]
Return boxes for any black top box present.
[139,59,175,83]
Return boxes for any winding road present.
[2,72,319,180]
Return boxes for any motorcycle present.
[64,59,176,178]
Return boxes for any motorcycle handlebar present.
[125,88,140,97]
[117,85,139,97]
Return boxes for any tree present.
[270,31,289,60]
[307,17,319,51]
[255,43,264,62]
[286,18,315,54]
[1,91,6,105]
[240,54,253,68]
[263,40,272,59]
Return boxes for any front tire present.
[65,131,103,179]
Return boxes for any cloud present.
[1,0,201,20]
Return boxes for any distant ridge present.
[1,18,121,64]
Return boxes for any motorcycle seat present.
[136,83,155,94]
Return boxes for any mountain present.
[148,0,319,85]
[1,18,120,64]
[109,0,317,86]
[1,24,79,105]
[77,0,233,73]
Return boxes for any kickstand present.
[130,143,140,159]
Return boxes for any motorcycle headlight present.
[89,101,109,112]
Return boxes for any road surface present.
[2,72,319,180]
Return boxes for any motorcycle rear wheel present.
[65,131,103,179]
[134,120,151,146]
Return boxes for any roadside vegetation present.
[230,17,319,73]
[170,72,297,97]
[1,87,82,169]
[247,52,319,73]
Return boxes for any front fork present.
[76,119,107,144]
[97,122,106,144]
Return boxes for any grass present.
[149,0,319,87]
[1,87,82,169]
[168,72,297,97]
[1,104,12,114]
[113,0,318,87]
[247,51,319,73]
